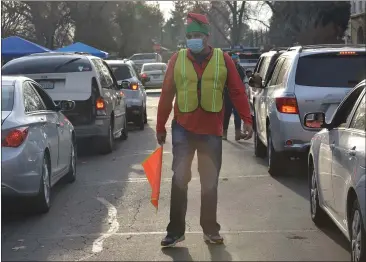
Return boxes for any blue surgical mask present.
[186,38,204,53]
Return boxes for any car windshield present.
[1,85,15,111]
[110,64,132,80]
[1,57,92,74]
[142,64,166,72]
[130,54,156,60]
[295,52,366,87]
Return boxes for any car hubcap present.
[310,170,317,217]
[351,209,362,261]
[43,162,50,205]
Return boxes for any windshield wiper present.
[54,58,81,72]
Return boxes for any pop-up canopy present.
[1,36,50,58]
[55,42,109,58]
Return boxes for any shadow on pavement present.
[206,243,233,261]
[1,123,158,261]
[317,222,350,253]
[161,247,194,261]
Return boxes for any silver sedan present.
[1,76,77,213]
[305,80,366,262]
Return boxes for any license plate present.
[39,81,54,89]
[152,75,160,79]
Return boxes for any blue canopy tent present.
[2,36,50,60]
[55,42,109,58]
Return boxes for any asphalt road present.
[2,92,351,261]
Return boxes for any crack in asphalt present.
[129,196,144,233]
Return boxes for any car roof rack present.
[287,44,366,53]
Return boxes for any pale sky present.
[147,1,271,30]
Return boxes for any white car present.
[140,63,167,89]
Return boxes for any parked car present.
[305,80,365,262]
[129,53,163,71]
[140,62,167,89]
[1,76,76,213]
[2,52,128,154]
[247,47,288,111]
[105,59,147,130]
[250,44,366,176]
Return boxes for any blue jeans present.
[223,92,241,130]
[167,120,222,236]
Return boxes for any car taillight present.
[275,97,299,114]
[141,73,147,78]
[131,83,138,90]
[96,97,105,110]
[2,127,29,147]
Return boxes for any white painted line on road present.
[92,197,120,253]
[81,175,270,187]
[36,229,319,240]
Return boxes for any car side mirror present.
[246,70,253,78]
[57,100,75,112]
[304,112,326,129]
[249,74,264,89]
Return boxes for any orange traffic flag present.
[142,146,163,210]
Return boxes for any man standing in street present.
[222,53,246,140]
[156,13,253,248]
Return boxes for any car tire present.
[34,154,51,214]
[65,140,76,183]
[254,116,266,158]
[135,107,145,130]
[144,107,148,124]
[100,122,115,154]
[120,115,128,141]
[350,198,366,262]
[267,125,285,176]
[309,162,328,227]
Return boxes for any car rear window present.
[1,85,15,111]
[142,64,167,71]
[239,53,261,63]
[130,54,156,60]
[110,64,132,80]
[295,52,366,87]
[1,57,93,74]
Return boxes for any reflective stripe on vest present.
[174,48,228,113]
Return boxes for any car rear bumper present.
[126,105,143,121]
[270,113,316,154]
[73,117,110,138]
[2,150,43,197]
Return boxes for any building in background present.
[346,1,366,44]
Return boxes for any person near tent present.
[222,53,246,140]
[156,12,253,247]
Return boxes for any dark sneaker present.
[161,234,185,247]
[204,233,224,244]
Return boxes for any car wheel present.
[135,107,144,130]
[120,115,128,140]
[350,198,366,262]
[100,122,114,154]
[144,107,148,124]
[34,154,51,213]
[309,162,328,226]
[267,126,285,176]
[254,116,266,158]
[65,140,76,183]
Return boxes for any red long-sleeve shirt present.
[156,47,252,136]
